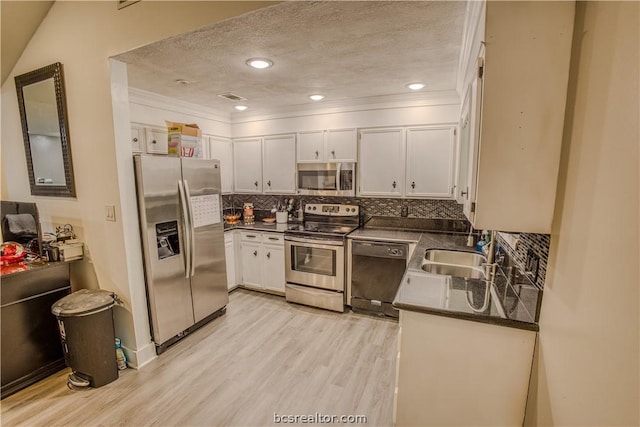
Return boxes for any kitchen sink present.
[420,249,487,280]
[424,249,486,267]
[421,262,486,279]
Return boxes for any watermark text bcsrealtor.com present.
[274,412,368,424]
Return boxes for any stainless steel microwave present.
[296,162,355,197]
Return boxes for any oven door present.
[285,237,345,291]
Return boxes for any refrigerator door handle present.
[183,180,197,277]
[178,179,191,279]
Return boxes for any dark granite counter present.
[347,228,423,243]
[393,233,541,332]
[223,221,301,233]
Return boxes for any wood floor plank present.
[1,289,398,426]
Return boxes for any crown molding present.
[230,90,461,125]
[456,0,485,95]
[128,88,231,124]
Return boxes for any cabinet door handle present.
[254,181,259,187]
[253,250,258,257]
[267,180,271,187]
[266,252,271,259]
[268,237,279,241]
[331,150,335,157]
[152,139,157,144]
[133,137,138,142]
[315,150,319,158]
[411,181,416,189]
[392,181,397,189]
[461,190,468,196]
[246,235,257,238]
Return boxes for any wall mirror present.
[15,62,76,197]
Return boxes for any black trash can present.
[51,289,118,388]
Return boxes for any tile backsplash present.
[222,194,466,221]
[496,232,550,290]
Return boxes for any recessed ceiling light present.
[234,105,248,111]
[407,82,425,90]
[309,94,325,101]
[246,58,273,69]
[175,79,190,85]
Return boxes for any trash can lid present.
[52,289,115,317]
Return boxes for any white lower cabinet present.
[394,310,536,426]
[239,231,285,294]
[224,231,237,290]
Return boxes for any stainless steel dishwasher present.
[348,240,409,318]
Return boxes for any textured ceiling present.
[114,1,467,115]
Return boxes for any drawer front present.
[262,233,284,245]
[285,283,344,312]
[240,231,262,242]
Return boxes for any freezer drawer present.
[285,283,344,313]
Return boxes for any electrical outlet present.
[105,205,116,222]
[525,249,540,283]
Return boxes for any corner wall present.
[525,2,639,425]
[0,1,276,367]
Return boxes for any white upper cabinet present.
[405,127,455,198]
[358,128,405,197]
[297,129,357,162]
[297,131,324,162]
[462,1,575,233]
[325,129,357,162]
[233,137,262,193]
[263,134,296,194]
[130,126,144,154]
[145,128,168,154]
[208,136,234,194]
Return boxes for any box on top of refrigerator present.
[166,121,203,158]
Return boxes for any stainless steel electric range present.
[284,203,360,312]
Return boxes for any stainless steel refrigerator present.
[134,155,228,354]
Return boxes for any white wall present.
[525,2,639,425]
[1,1,275,367]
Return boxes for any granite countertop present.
[393,233,540,332]
[224,221,300,233]
[347,228,423,243]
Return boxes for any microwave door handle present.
[178,180,191,279]
[183,180,197,277]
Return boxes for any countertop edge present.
[392,301,540,332]
[394,232,540,332]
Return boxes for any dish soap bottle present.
[115,338,127,370]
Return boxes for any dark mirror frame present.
[15,62,76,197]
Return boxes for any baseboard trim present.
[122,342,156,369]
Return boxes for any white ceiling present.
[114,1,468,116]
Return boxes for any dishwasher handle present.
[351,240,409,259]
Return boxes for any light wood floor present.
[1,289,398,426]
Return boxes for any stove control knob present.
[312,206,317,210]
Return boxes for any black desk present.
[1,261,71,398]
